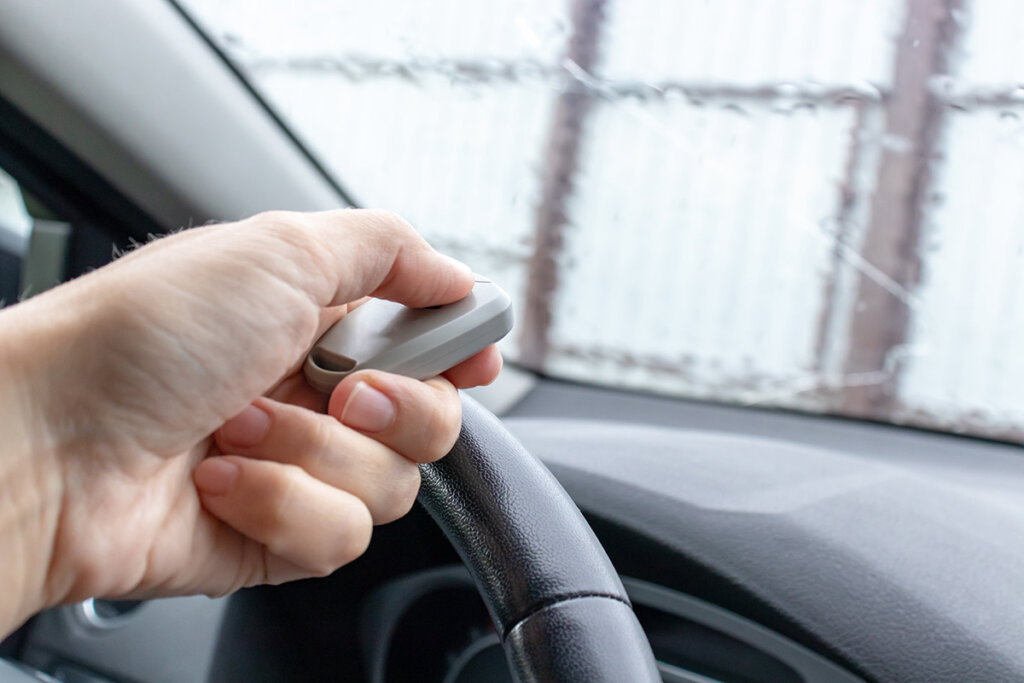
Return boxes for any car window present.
[0,166,71,306]
[0,167,31,304]
[179,0,1024,442]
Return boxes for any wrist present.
[0,299,68,636]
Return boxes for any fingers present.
[212,399,421,524]
[328,371,464,463]
[194,456,372,578]
[267,342,503,412]
[235,209,475,310]
[442,345,503,389]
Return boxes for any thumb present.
[231,209,475,309]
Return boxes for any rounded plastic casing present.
[304,278,513,393]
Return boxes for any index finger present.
[266,345,503,413]
[441,345,503,389]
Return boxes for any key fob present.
[304,277,514,393]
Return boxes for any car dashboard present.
[6,379,1024,683]
[2,2,1024,681]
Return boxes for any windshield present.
[179,0,1024,441]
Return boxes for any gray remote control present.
[304,277,514,392]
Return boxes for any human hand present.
[0,209,502,636]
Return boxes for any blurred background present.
[85,1,1024,439]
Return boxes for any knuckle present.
[262,213,319,252]
[374,462,421,524]
[363,208,413,236]
[421,391,462,462]
[249,209,301,232]
[328,504,373,567]
[357,209,420,249]
[249,211,329,270]
[301,414,337,468]
[260,464,303,531]
[246,211,335,311]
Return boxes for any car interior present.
[2,1,1024,682]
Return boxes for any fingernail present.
[218,404,270,448]
[194,459,240,496]
[341,381,396,432]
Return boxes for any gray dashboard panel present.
[504,414,1024,683]
[21,597,228,683]
[361,565,862,683]
[623,578,862,683]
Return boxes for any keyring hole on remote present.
[310,348,357,373]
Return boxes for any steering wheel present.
[417,395,661,682]
[0,398,660,683]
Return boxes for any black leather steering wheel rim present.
[418,395,660,682]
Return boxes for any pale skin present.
[0,209,502,638]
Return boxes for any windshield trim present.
[167,0,361,208]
